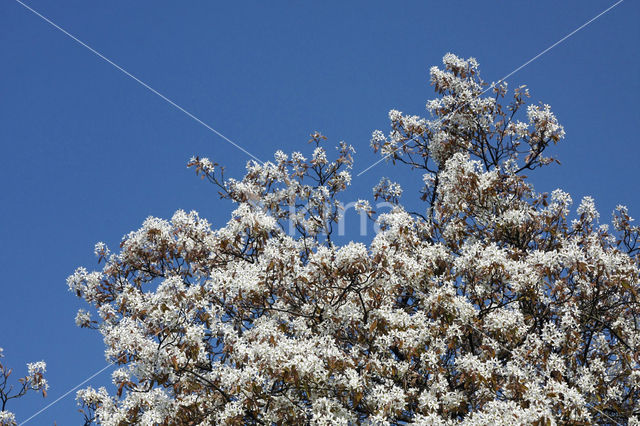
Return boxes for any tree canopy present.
[67,54,639,425]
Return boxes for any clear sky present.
[1,1,638,423]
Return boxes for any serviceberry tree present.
[70,54,639,425]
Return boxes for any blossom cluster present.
[0,348,48,426]
[70,55,639,424]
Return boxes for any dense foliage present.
[68,55,639,425]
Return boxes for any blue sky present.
[1,1,638,423]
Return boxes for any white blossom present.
[0,411,16,426]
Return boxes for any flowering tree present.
[70,54,639,425]
[0,348,47,426]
